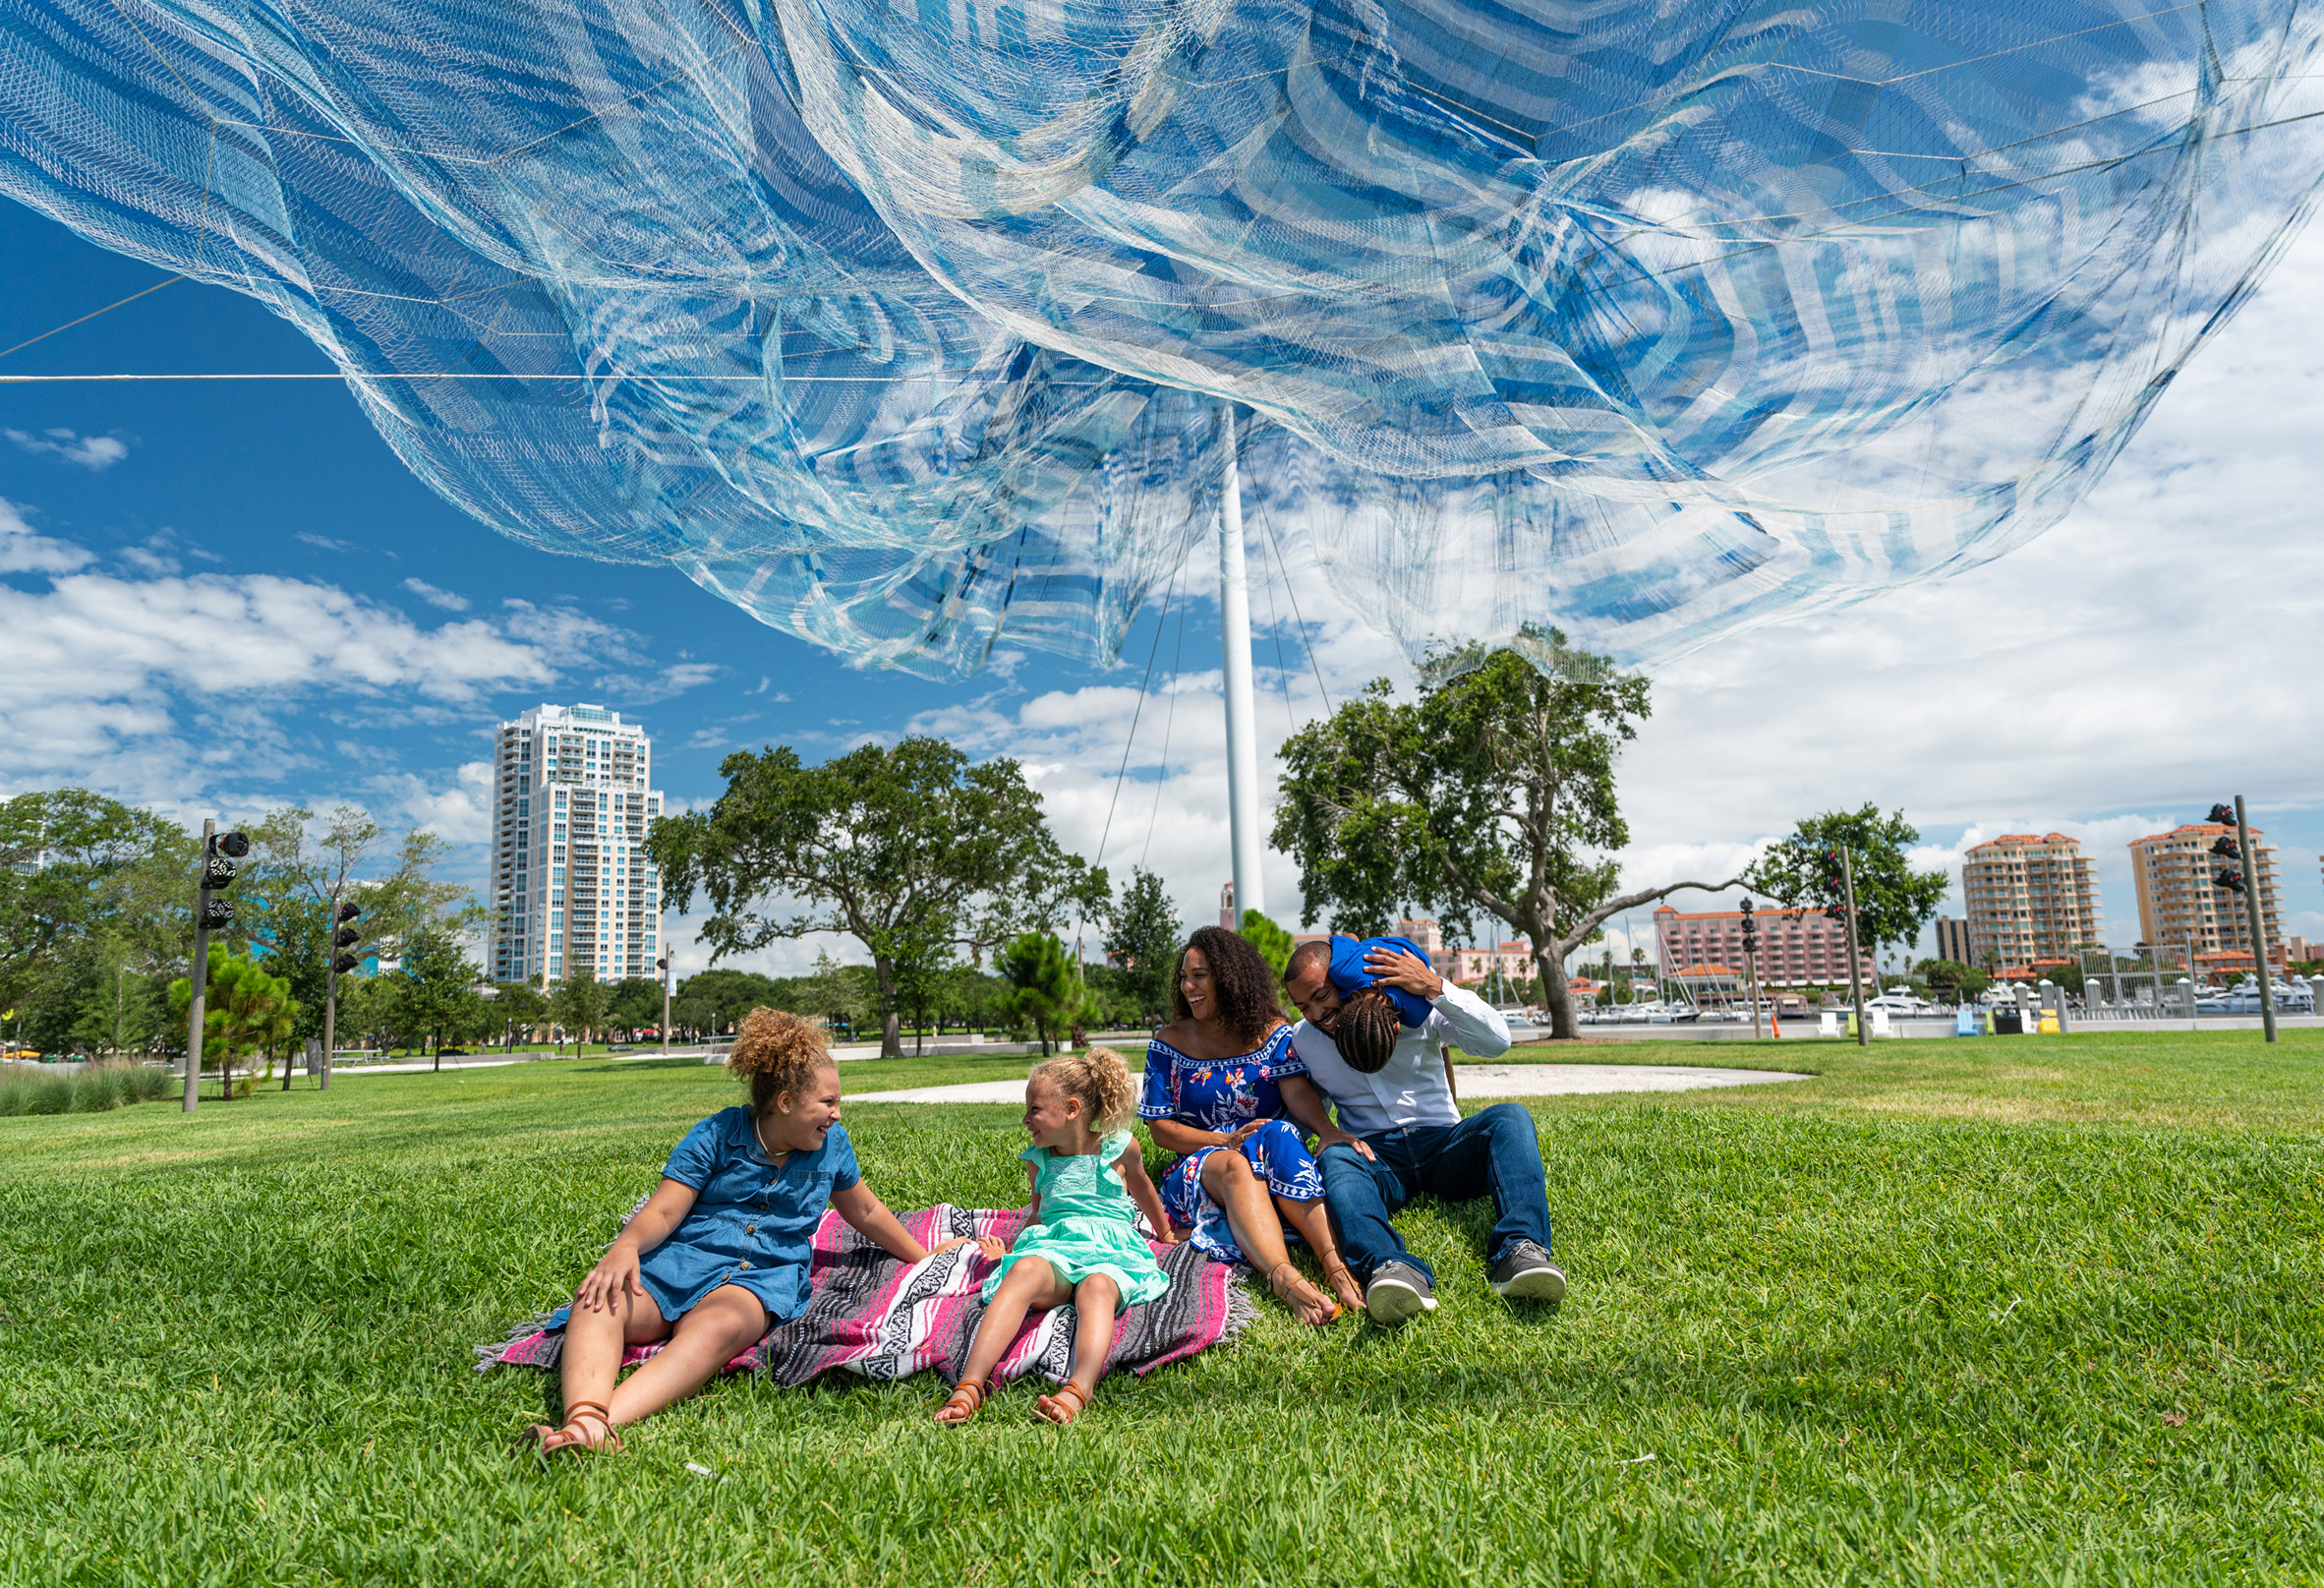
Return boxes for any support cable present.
[1139,588,1191,870]
[1091,555,1184,870]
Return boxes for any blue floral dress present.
[1139,1025,1324,1265]
[549,1106,858,1331]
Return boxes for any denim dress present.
[553,1106,860,1329]
[1139,1026,1325,1265]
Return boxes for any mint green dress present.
[981,1130,1171,1314]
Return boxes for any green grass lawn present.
[4,1034,2321,1585]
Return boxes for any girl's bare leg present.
[1199,1150,1333,1324]
[605,1284,768,1426]
[557,1285,670,1431]
[1276,1194,1364,1313]
[1036,1273,1121,1424]
[948,1258,1070,1407]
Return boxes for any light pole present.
[1741,897,1763,1040]
[2216,798,2279,1043]
[658,942,670,1058]
[1836,845,1870,1048]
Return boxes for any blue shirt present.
[1327,934,1434,1028]
[633,1106,861,1323]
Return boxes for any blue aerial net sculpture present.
[3,0,2320,677]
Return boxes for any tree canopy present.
[651,735,1105,1056]
[1104,867,1183,1026]
[1272,643,1736,1038]
[1745,806,1950,962]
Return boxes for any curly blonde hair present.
[726,1007,836,1114]
[1029,1046,1136,1134]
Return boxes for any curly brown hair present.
[1029,1046,1137,1133]
[1333,987,1403,1074]
[726,1007,836,1113]
[1171,925,1284,1048]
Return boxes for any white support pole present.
[1216,401,1265,924]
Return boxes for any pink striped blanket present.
[478,1205,1251,1387]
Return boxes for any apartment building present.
[485,703,664,987]
[1933,915,1973,965]
[1961,833,2101,968]
[2129,823,2282,965]
[1654,905,1871,985]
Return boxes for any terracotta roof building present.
[1654,905,1870,986]
[1961,833,2101,968]
[2129,824,2282,965]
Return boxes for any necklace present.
[753,1111,789,1168]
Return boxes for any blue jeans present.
[1318,1102,1553,1285]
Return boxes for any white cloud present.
[402,576,469,612]
[0,498,94,574]
[6,426,128,469]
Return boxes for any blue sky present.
[8,191,2324,978]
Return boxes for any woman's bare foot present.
[1268,1260,1339,1326]
[1321,1261,1365,1316]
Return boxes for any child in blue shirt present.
[532,1009,997,1454]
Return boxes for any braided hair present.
[1333,987,1404,1074]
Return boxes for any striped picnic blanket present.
[479,1205,1251,1387]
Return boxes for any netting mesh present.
[4,0,2321,677]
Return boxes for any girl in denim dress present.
[533,1009,997,1454]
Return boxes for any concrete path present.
[852,1062,1813,1105]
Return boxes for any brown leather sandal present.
[1320,1260,1364,1313]
[535,1399,623,1455]
[1033,1381,1091,1426]
[934,1380,989,1426]
[1268,1260,1339,1324]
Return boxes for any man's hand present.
[1315,1126,1376,1161]
[1364,945,1444,1001]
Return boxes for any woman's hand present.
[575,1243,644,1313]
[1222,1119,1267,1149]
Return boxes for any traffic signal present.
[2215,867,2247,895]
[1739,898,1759,955]
[2210,835,2239,858]
[199,830,249,929]
[2207,803,2236,826]
[331,901,364,975]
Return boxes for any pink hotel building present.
[1654,904,1873,985]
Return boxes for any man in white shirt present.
[1280,937,1566,1324]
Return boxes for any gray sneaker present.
[1364,1263,1438,1326]
[1489,1241,1567,1304]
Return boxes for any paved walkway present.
[852,1062,1814,1105]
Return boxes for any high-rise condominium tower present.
[486,703,663,986]
[2129,823,2282,967]
[1960,833,2102,969]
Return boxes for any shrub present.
[0,1060,178,1117]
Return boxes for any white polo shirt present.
[1291,981,1512,1135]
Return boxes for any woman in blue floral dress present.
[1142,926,1364,1323]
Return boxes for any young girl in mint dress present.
[936,1048,1175,1427]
